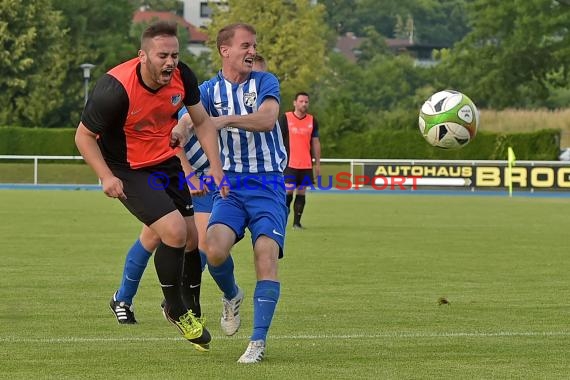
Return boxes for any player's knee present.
[254,252,279,279]
[204,242,225,266]
[140,226,161,251]
[204,224,234,265]
[160,221,187,247]
[140,233,161,251]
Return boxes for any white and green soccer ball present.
[418,90,479,149]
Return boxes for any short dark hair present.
[141,21,178,47]
[216,23,256,52]
[295,92,310,100]
[254,54,265,63]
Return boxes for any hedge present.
[0,127,80,156]
[0,126,561,161]
[323,129,561,160]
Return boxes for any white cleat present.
[220,287,244,336]
[237,340,265,364]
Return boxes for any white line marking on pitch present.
[1,331,569,344]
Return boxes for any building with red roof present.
[133,10,209,56]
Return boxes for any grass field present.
[0,162,98,184]
[1,190,569,379]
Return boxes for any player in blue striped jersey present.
[199,74,286,172]
[203,23,287,364]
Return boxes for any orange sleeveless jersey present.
[285,112,316,169]
[106,58,186,168]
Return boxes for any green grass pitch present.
[1,190,569,379]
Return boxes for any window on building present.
[200,2,212,18]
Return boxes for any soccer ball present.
[418,90,479,149]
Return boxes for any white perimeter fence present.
[1,155,569,191]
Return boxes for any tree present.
[393,14,414,41]
[50,0,136,127]
[207,0,330,106]
[318,0,360,35]
[320,0,469,46]
[0,0,68,126]
[356,26,391,63]
[438,0,570,109]
[311,49,433,153]
[311,52,369,147]
[411,0,470,46]
[342,0,411,38]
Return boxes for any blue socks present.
[209,257,281,342]
[208,255,238,299]
[116,239,152,305]
[199,249,207,272]
[251,280,280,342]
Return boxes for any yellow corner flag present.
[507,147,516,197]
[508,147,516,166]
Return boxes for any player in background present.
[279,92,321,229]
[75,21,227,352]
[203,23,287,363]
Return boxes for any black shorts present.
[110,156,193,226]
[284,167,314,188]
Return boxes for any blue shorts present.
[192,175,215,213]
[192,192,213,213]
[209,172,287,258]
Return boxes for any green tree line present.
[1,0,569,156]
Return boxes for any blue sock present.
[208,255,238,299]
[116,239,152,304]
[251,280,280,342]
[199,249,207,272]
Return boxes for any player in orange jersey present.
[75,21,228,351]
[279,92,321,229]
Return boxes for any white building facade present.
[183,0,225,28]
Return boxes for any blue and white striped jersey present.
[199,71,287,174]
[178,107,209,174]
